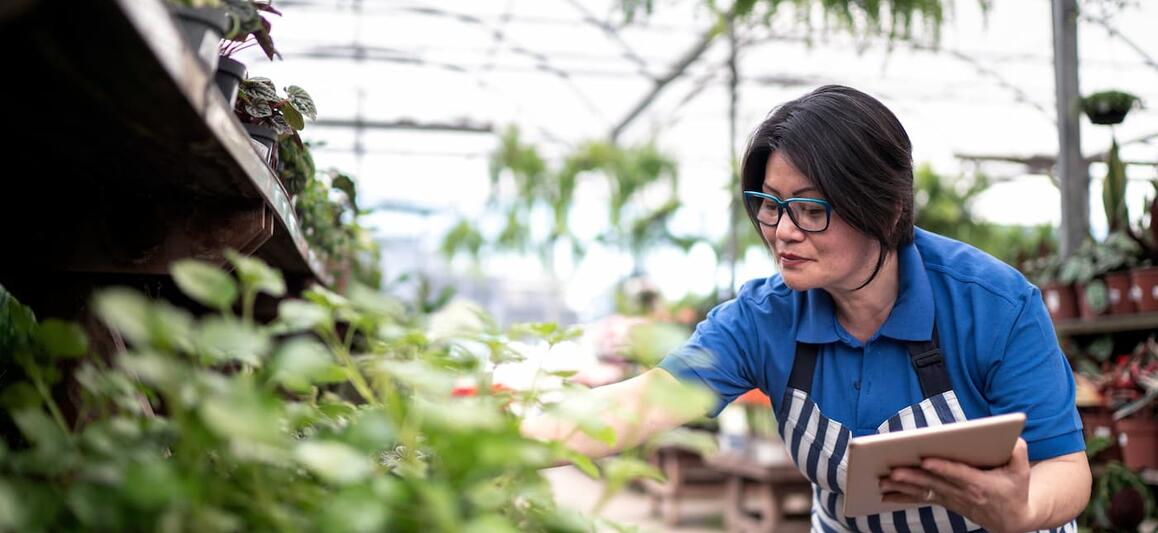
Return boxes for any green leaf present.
[283,103,305,131]
[601,455,664,495]
[462,515,521,533]
[286,85,317,121]
[561,447,600,479]
[199,384,282,445]
[36,319,87,358]
[295,441,374,484]
[412,397,505,432]
[277,299,331,332]
[92,288,151,347]
[196,317,270,366]
[171,259,238,310]
[375,360,456,396]
[242,77,278,102]
[348,283,401,318]
[271,338,344,392]
[330,173,358,211]
[244,100,273,118]
[225,250,285,298]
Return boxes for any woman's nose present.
[774,211,805,242]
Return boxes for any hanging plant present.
[1081,90,1142,126]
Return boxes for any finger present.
[889,466,962,499]
[880,479,926,499]
[920,456,987,488]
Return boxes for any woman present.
[522,85,1089,533]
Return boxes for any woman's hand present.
[879,438,1037,533]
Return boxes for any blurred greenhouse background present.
[239,0,1158,325]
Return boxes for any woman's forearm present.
[519,368,697,458]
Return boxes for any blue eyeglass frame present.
[742,191,833,232]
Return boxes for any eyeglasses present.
[742,191,832,232]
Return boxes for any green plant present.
[219,0,281,60]
[277,136,315,196]
[1082,90,1142,126]
[235,77,316,139]
[1083,461,1155,532]
[1,255,708,532]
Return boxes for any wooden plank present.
[0,0,329,284]
[1053,312,1158,336]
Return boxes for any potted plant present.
[1060,241,1109,319]
[167,0,231,71]
[1109,336,1158,470]
[1096,232,1140,315]
[1024,252,1079,321]
[1082,460,1155,532]
[1129,183,1158,312]
[1082,90,1142,126]
[234,77,316,174]
[214,0,283,107]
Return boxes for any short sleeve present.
[984,287,1084,461]
[658,294,759,417]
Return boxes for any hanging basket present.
[1082,90,1142,126]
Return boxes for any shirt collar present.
[878,237,935,342]
[793,236,934,344]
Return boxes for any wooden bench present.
[705,440,813,532]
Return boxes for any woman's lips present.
[779,253,808,268]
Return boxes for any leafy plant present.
[235,77,316,139]
[1083,461,1155,531]
[1,254,705,532]
[219,0,282,60]
[1082,90,1142,125]
[277,136,315,196]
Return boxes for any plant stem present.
[323,327,378,405]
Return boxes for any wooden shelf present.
[0,0,329,289]
[1053,312,1158,337]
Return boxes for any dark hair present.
[739,84,915,290]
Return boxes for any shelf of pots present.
[0,0,331,313]
[1075,335,1158,472]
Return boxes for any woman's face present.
[761,152,879,292]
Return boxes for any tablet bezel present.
[842,412,1026,517]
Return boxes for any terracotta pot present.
[1104,271,1136,315]
[1130,266,1158,312]
[1076,281,1111,320]
[1041,282,1079,321]
[1116,415,1158,469]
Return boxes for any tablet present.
[842,412,1025,517]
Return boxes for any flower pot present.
[1076,280,1111,320]
[1130,265,1158,313]
[1087,109,1129,126]
[1116,415,1158,469]
[170,6,229,72]
[1042,282,1079,321]
[214,57,247,107]
[243,124,278,165]
[1080,407,1122,462]
[1104,271,1136,315]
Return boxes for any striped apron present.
[777,329,1077,533]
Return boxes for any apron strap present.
[906,326,952,398]
[788,341,820,392]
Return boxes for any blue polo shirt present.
[659,228,1084,461]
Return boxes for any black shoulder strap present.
[788,342,820,393]
[906,326,952,398]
